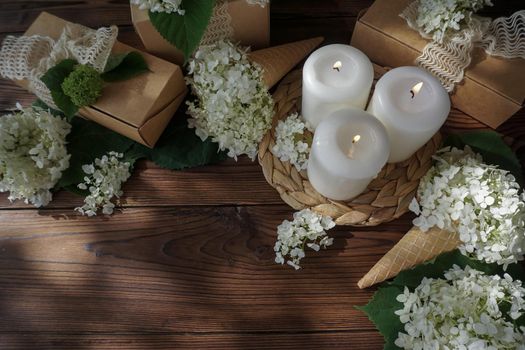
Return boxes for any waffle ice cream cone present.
[358,226,462,289]
[249,37,324,89]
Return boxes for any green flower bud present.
[61,65,104,107]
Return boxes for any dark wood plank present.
[271,17,359,45]
[0,332,384,350]
[0,0,133,33]
[0,206,409,338]
[0,159,283,209]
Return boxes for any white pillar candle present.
[367,66,450,163]
[307,108,390,201]
[302,44,374,129]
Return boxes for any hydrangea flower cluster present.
[272,113,312,171]
[61,64,104,107]
[186,40,274,160]
[414,0,493,42]
[75,152,131,217]
[394,265,525,349]
[274,209,335,270]
[130,0,185,15]
[410,147,525,267]
[0,104,71,207]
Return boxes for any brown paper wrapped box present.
[131,0,270,65]
[16,12,187,148]
[351,0,525,129]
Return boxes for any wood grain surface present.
[0,1,523,349]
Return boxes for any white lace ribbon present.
[201,0,234,45]
[0,23,118,108]
[401,1,525,92]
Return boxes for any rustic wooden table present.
[0,1,524,349]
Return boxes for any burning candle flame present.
[333,61,343,72]
[410,82,424,99]
[347,135,361,159]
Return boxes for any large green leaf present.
[445,130,523,185]
[357,250,525,349]
[40,59,79,119]
[42,102,227,193]
[101,52,149,82]
[149,0,215,61]
[55,115,226,192]
[356,286,404,349]
[128,115,227,170]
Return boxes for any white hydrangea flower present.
[130,0,185,15]
[186,40,274,160]
[411,146,525,268]
[0,104,71,207]
[75,152,131,217]
[274,209,335,270]
[394,265,525,349]
[414,0,493,42]
[271,113,312,171]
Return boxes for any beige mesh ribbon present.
[0,23,118,109]
[401,1,525,92]
[201,0,234,45]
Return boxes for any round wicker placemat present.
[257,68,442,227]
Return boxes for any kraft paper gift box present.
[14,12,187,148]
[351,0,525,129]
[131,0,271,65]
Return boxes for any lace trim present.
[401,2,525,92]
[201,0,234,45]
[480,10,525,59]
[0,24,118,109]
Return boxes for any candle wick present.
[347,135,361,159]
[410,90,415,99]
[332,61,342,72]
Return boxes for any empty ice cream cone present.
[249,37,324,89]
[358,226,461,289]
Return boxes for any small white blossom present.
[413,0,493,42]
[411,147,525,268]
[274,209,335,269]
[186,40,274,160]
[395,265,525,349]
[0,104,71,207]
[130,0,185,15]
[75,152,131,217]
[271,113,312,171]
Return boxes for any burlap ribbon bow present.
[0,23,118,109]
[401,1,525,92]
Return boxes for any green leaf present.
[149,0,215,61]
[357,250,525,349]
[56,113,226,193]
[356,286,404,349]
[32,99,67,118]
[128,115,227,170]
[103,53,129,73]
[57,118,137,190]
[445,131,523,185]
[101,52,149,82]
[390,250,501,289]
[40,59,79,119]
